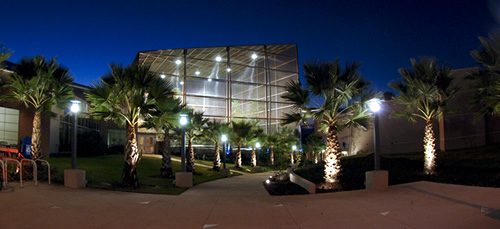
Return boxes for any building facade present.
[135,44,299,133]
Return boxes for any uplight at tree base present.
[423,122,436,175]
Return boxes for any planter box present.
[290,171,316,194]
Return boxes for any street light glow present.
[292,145,297,151]
[255,142,261,149]
[70,100,80,113]
[195,70,200,76]
[215,56,222,62]
[221,134,228,143]
[179,114,188,126]
[367,98,382,113]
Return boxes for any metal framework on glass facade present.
[135,44,298,133]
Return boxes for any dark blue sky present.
[2,0,498,91]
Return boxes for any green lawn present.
[173,155,273,173]
[48,154,237,195]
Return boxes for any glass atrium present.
[135,44,298,133]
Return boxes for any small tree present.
[247,126,264,167]
[230,120,255,168]
[142,96,182,178]
[391,58,455,175]
[87,64,175,188]
[7,56,73,159]
[184,110,208,172]
[203,120,229,171]
[283,60,371,189]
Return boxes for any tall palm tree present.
[283,60,371,189]
[142,96,182,178]
[87,64,174,188]
[6,56,73,159]
[184,110,208,172]
[230,120,255,168]
[469,34,500,144]
[470,34,500,115]
[203,120,228,171]
[390,58,455,175]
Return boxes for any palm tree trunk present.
[313,151,318,164]
[269,146,274,166]
[187,137,195,172]
[251,148,256,167]
[160,130,173,178]
[423,120,436,175]
[122,123,140,188]
[290,151,294,165]
[213,141,221,171]
[236,144,242,168]
[322,126,341,189]
[30,111,42,160]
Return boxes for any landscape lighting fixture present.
[255,142,261,149]
[226,68,231,72]
[215,56,222,62]
[195,70,200,76]
[70,100,81,113]
[160,73,166,79]
[367,98,382,113]
[207,78,212,82]
[175,59,182,65]
[292,145,297,151]
[251,53,258,60]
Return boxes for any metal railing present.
[36,159,51,185]
[3,158,22,187]
[20,159,37,186]
[0,160,5,189]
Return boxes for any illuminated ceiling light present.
[195,70,200,76]
[215,56,222,62]
[175,59,182,65]
[251,53,258,60]
[160,73,166,79]
[179,81,184,85]
[367,98,382,113]
[226,68,231,72]
[207,78,212,82]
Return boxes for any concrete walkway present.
[1,173,500,228]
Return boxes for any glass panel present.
[270,102,293,120]
[186,58,228,80]
[160,76,183,94]
[231,100,266,118]
[267,54,297,72]
[231,82,266,101]
[267,45,297,57]
[229,47,266,68]
[230,64,266,84]
[187,47,227,62]
[269,70,297,86]
[186,96,226,117]
[186,77,226,98]
[269,86,288,103]
[144,54,184,76]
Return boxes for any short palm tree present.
[283,60,371,189]
[142,96,182,178]
[230,120,255,168]
[247,126,264,167]
[184,110,208,172]
[391,58,455,175]
[304,132,325,163]
[7,56,73,159]
[87,64,175,188]
[262,132,279,166]
[203,120,229,171]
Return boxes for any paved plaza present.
[1,172,499,228]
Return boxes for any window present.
[0,107,19,146]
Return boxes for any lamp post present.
[70,100,80,169]
[221,134,228,169]
[367,98,382,170]
[179,114,188,172]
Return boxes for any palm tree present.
[230,120,255,168]
[87,64,175,188]
[142,96,182,178]
[247,126,264,167]
[6,56,73,159]
[203,120,228,171]
[263,132,279,166]
[184,110,208,172]
[390,58,455,175]
[283,60,371,189]
[469,34,500,143]
[304,132,325,163]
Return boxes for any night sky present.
[2,0,497,92]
